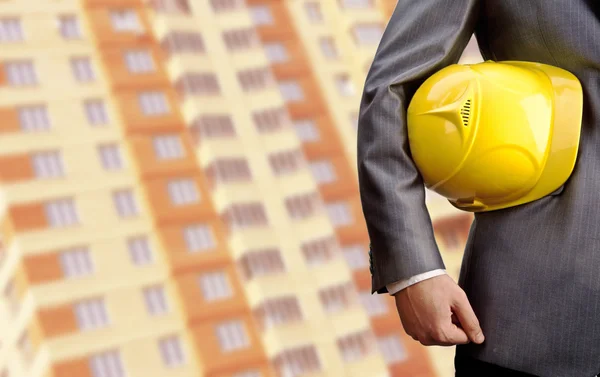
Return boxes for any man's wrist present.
[386,269,448,295]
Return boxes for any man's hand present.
[394,274,485,346]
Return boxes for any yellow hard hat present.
[407,60,583,212]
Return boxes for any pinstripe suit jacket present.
[357,1,600,376]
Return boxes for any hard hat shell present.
[407,60,583,212]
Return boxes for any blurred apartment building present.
[0,1,479,377]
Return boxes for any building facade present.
[0,1,479,377]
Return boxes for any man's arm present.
[357,0,480,294]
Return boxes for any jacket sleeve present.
[357,0,480,294]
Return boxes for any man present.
[357,1,600,376]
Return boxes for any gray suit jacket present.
[358,1,600,376]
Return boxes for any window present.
[5,60,38,87]
[199,271,232,301]
[0,18,23,43]
[0,241,5,272]
[264,42,288,63]
[32,150,65,178]
[167,178,200,206]
[139,91,170,116]
[98,144,124,171]
[221,202,269,230]
[252,107,289,133]
[305,2,323,22]
[183,224,215,252]
[284,192,321,220]
[4,278,20,317]
[128,236,153,265]
[58,15,81,39]
[237,68,273,92]
[45,198,80,227]
[18,105,51,132]
[359,291,388,316]
[238,248,285,280]
[249,5,273,26]
[17,331,34,365]
[143,285,169,315]
[268,149,303,176]
[74,298,110,330]
[254,296,303,330]
[70,57,96,82]
[210,0,244,12]
[153,135,185,160]
[84,99,109,126]
[158,335,186,367]
[273,346,321,377]
[319,37,338,59]
[222,28,258,51]
[112,189,140,218]
[335,74,356,96]
[293,119,319,142]
[206,158,252,183]
[319,282,355,313]
[352,24,384,45]
[301,236,338,267]
[124,50,155,73]
[309,160,336,184]
[233,371,261,377]
[161,31,205,55]
[215,320,250,352]
[350,112,359,130]
[337,330,375,362]
[342,244,368,270]
[90,350,125,377]
[150,0,191,14]
[339,0,374,9]
[278,81,304,102]
[175,73,220,97]
[325,202,353,227]
[377,335,407,363]
[60,247,94,277]
[110,10,142,33]
[192,114,236,139]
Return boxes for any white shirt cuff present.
[386,269,447,295]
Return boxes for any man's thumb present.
[452,292,485,344]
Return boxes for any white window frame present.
[167,179,200,206]
[153,134,185,160]
[124,49,156,74]
[199,271,232,301]
[32,150,65,179]
[139,91,170,116]
[5,60,38,87]
[127,236,154,266]
[74,297,110,330]
[158,335,186,367]
[183,224,215,252]
[60,246,94,278]
[143,285,169,316]
[45,198,80,227]
[249,5,273,25]
[110,10,143,33]
[58,15,82,39]
[215,320,250,352]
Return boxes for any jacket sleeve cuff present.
[386,269,447,295]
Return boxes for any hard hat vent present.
[460,99,472,126]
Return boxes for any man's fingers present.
[431,323,470,346]
[452,292,485,344]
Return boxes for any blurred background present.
[0,1,483,376]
